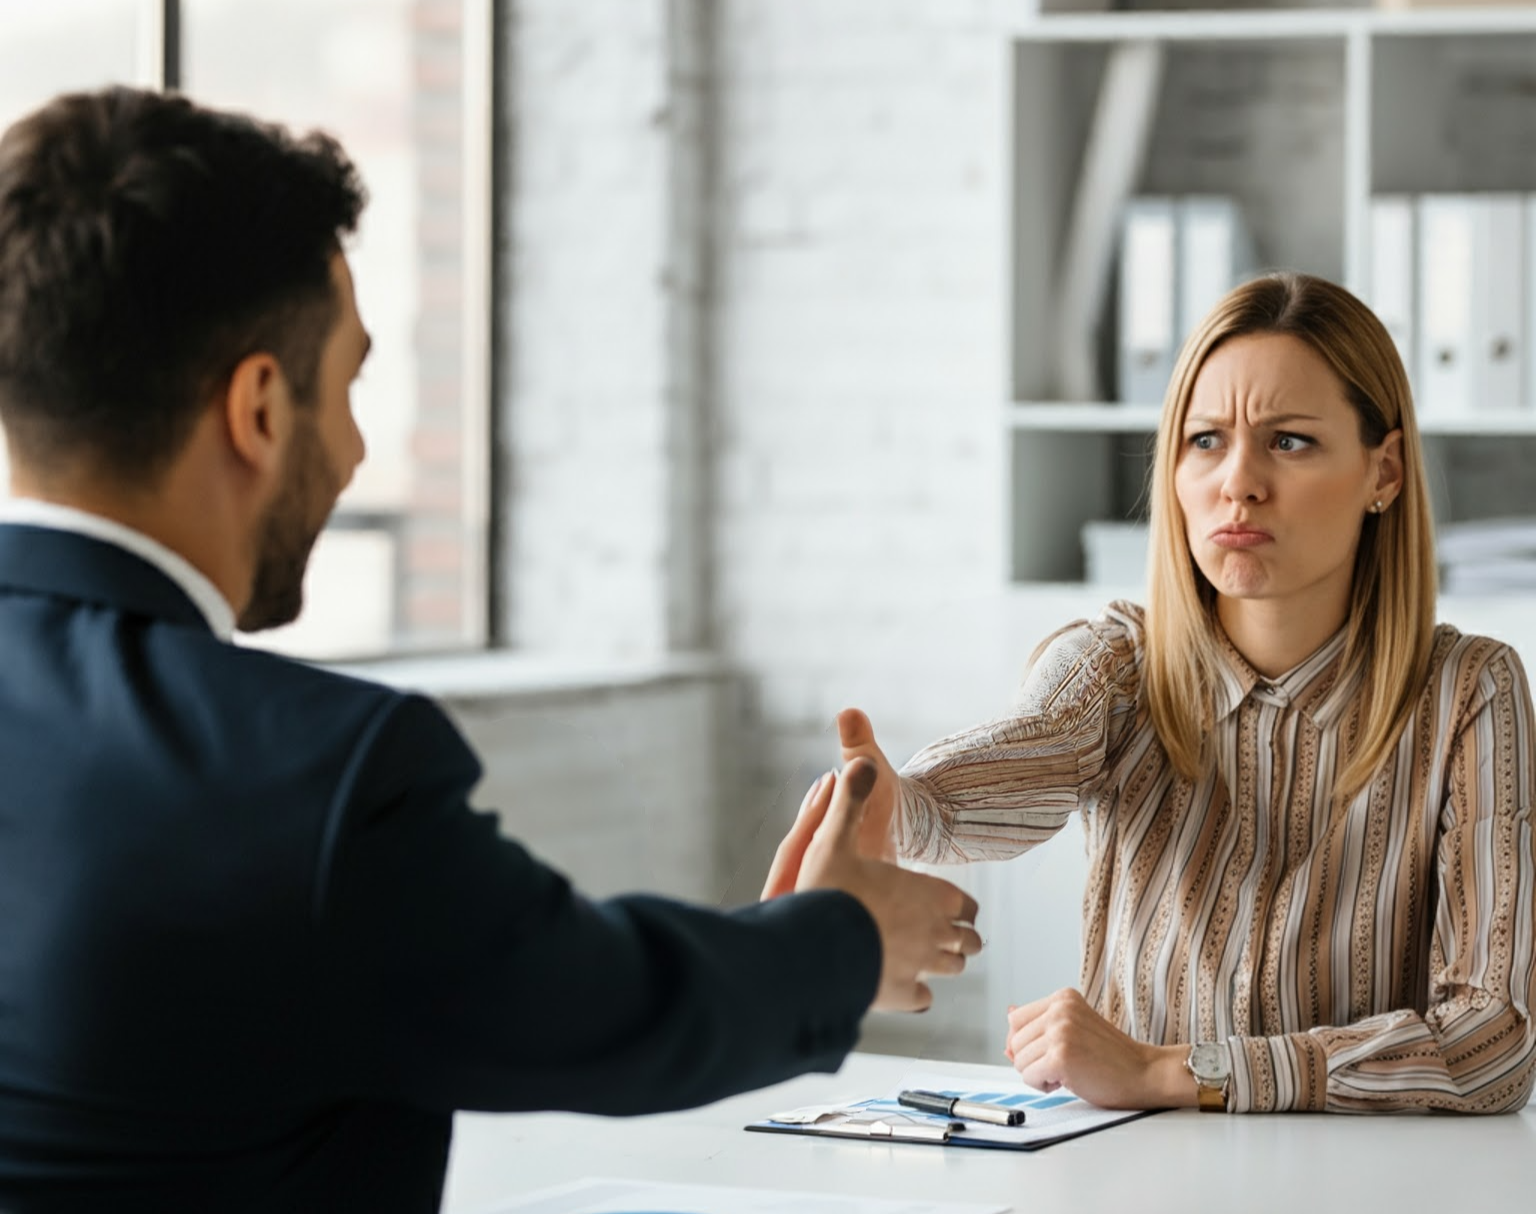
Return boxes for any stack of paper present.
[1438,517,1536,594]
[1082,520,1150,588]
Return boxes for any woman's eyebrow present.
[1184,411,1323,428]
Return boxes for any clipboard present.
[746,1071,1159,1152]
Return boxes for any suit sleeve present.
[307,693,881,1116]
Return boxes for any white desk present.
[442,1053,1536,1214]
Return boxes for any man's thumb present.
[822,756,877,844]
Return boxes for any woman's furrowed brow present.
[1185,410,1323,429]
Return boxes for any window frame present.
[147,0,501,655]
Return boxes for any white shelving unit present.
[1005,403,1536,436]
[1006,6,1536,584]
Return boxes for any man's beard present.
[237,415,340,633]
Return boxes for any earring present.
[1371,500,1385,514]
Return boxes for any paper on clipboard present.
[748,1068,1155,1151]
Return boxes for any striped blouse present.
[895,601,1536,1113]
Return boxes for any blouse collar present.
[1210,619,1356,728]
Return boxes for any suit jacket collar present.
[0,524,213,633]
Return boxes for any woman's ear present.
[1373,428,1405,508]
[222,352,293,482]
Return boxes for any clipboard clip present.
[848,1117,951,1143]
[767,1108,951,1143]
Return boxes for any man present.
[0,88,981,1212]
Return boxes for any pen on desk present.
[897,1089,1026,1127]
[819,1119,953,1143]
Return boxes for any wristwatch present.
[1185,1043,1230,1112]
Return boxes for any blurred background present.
[5,0,1536,1062]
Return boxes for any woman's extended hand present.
[1003,988,1195,1110]
[836,708,900,862]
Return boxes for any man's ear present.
[1373,428,1405,508]
[223,352,293,479]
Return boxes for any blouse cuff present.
[894,775,943,863]
[1227,1032,1329,1113]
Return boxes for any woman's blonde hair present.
[1144,271,1436,801]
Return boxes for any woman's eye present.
[1188,433,1218,451]
[1275,433,1313,452]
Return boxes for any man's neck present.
[0,496,240,639]
[8,455,251,618]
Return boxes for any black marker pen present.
[897,1089,1026,1127]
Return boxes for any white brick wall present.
[706,0,1103,1059]
[497,0,1081,1060]
[502,0,673,657]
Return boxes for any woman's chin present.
[1209,554,1272,600]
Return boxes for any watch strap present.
[1194,1079,1228,1112]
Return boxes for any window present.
[0,0,492,659]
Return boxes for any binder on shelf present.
[1479,194,1525,412]
[1417,194,1527,416]
[1368,195,1416,380]
[1117,197,1178,405]
[1176,196,1256,349]
[1417,195,1477,416]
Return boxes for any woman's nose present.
[1220,445,1268,503]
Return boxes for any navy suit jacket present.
[0,525,880,1212]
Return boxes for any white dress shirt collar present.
[0,497,237,640]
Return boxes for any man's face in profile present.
[238,253,370,632]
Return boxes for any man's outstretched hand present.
[762,758,982,1013]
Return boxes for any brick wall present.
[495,0,1078,1058]
[500,0,675,657]
[706,4,1053,1056]
[406,0,470,646]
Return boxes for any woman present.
[776,272,1534,1114]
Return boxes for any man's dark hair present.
[0,86,365,482]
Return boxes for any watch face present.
[1189,1043,1230,1082]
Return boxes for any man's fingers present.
[921,949,968,978]
[876,981,932,1015]
[762,772,834,900]
[898,980,934,1014]
[796,772,826,819]
[918,920,981,977]
[760,835,799,900]
[953,891,980,926]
